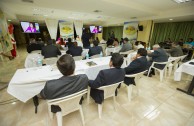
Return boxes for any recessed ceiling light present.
[172,0,193,3]
[169,19,173,20]
[8,19,12,22]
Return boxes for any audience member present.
[120,38,124,45]
[27,38,43,53]
[166,42,183,57]
[41,39,61,58]
[184,38,194,48]
[89,53,125,104]
[119,37,132,52]
[56,38,66,46]
[134,41,144,49]
[37,38,44,46]
[147,44,168,76]
[106,38,114,46]
[113,39,119,47]
[124,48,148,85]
[81,29,91,49]
[66,42,83,57]
[88,40,103,57]
[66,38,74,48]
[178,39,184,47]
[40,54,88,112]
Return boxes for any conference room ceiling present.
[0,0,194,26]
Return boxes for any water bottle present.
[37,57,42,67]
[86,53,89,59]
[100,51,103,57]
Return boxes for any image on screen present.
[21,22,40,33]
[90,26,102,33]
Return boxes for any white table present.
[8,56,112,102]
[174,59,194,96]
[105,46,121,56]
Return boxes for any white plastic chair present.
[147,61,171,82]
[178,55,187,66]
[87,81,123,119]
[124,70,147,101]
[168,57,181,76]
[47,89,87,126]
[43,57,58,65]
[90,54,101,59]
[73,56,83,61]
[120,50,135,66]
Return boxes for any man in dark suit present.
[89,53,125,104]
[41,40,61,58]
[27,38,43,53]
[40,54,88,112]
[89,40,103,57]
[147,44,168,76]
[65,38,74,48]
[124,48,148,85]
[66,42,83,57]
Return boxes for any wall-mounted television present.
[89,26,102,33]
[21,21,40,33]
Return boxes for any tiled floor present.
[0,46,194,126]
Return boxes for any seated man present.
[89,40,103,57]
[166,42,183,57]
[124,48,148,85]
[119,37,132,52]
[41,40,61,58]
[147,44,168,76]
[66,38,74,48]
[27,38,43,53]
[66,42,83,57]
[89,53,125,104]
[40,54,88,112]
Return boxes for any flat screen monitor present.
[21,21,40,33]
[90,26,102,33]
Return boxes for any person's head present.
[188,38,193,42]
[123,37,129,44]
[60,38,63,42]
[96,37,99,41]
[172,42,178,47]
[29,23,34,28]
[109,53,124,68]
[68,38,72,43]
[153,44,160,50]
[93,40,99,46]
[135,41,139,46]
[136,48,147,57]
[180,39,183,42]
[47,39,54,45]
[57,54,75,76]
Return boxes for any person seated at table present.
[66,38,74,48]
[27,38,43,53]
[88,40,103,57]
[66,42,83,57]
[165,42,183,57]
[40,54,88,112]
[41,39,61,58]
[113,39,119,47]
[134,41,144,50]
[119,37,132,52]
[56,38,66,46]
[89,53,125,104]
[147,44,168,77]
[124,48,148,85]
[184,38,194,48]
[106,38,114,47]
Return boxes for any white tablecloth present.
[8,56,112,102]
[174,59,194,81]
[105,46,121,56]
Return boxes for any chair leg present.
[168,66,172,76]
[113,96,117,110]
[79,105,85,126]
[147,67,152,77]
[160,71,164,82]
[56,112,62,126]
[98,104,102,119]
[127,85,133,101]
[87,87,91,104]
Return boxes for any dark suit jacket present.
[148,48,168,69]
[27,43,43,53]
[66,42,74,48]
[66,46,83,57]
[41,45,61,58]
[40,74,88,99]
[89,68,125,104]
[88,46,103,56]
[167,46,183,57]
[124,56,148,85]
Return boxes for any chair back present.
[125,70,147,82]
[73,56,83,61]
[98,81,123,99]
[152,61,171,70]
[90,54,101,59]
[47,89,87,118]
[43,57,58,65]
[180,55,187,61]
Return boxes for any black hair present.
[93,40,99,46]
[111,53,124,68]
[57,54,75,76]
[137,48,147,56]
[188,38,193,42]
[68,38,72,43]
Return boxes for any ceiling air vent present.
[22,0,34,3]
